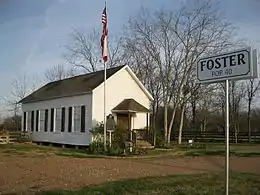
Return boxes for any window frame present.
[36,110,39,132]
[23,112,27,132]
[31,111,34,132]
[50,108,55,132]
[44,109,49,132]
[61,107,66,132]
[80,105,86,132]
[68,106,73,132]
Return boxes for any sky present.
[0,0,260,115]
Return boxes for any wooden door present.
[117,114,129,130]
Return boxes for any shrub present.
[88,141,105,154]
[107,145,124,156]
[112,124,129,150]
[133,147,148,155]
[88,122,136,156]
[155,134,166,148]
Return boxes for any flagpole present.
[102,1,107,152]
[104,60,107,151]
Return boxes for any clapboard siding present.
[21,93,93,146]
[92,67,151,129]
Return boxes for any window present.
[81,106,86,132]
[23,112,27,131]
[50,108,55,132]
[61,107,65,132]
[40,110,45,131]
[73,106,80,132]
[44,109,49,132]
[55,108,61,131]
[68,106,72,132]
[36,110,39,132]
[27,112,31,131]
[31,111,34,132]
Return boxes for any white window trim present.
[52,108,56,132]
[23,111,28,132]
[71,107,74,132]
[37,110,40,132]
[80,105,86,133]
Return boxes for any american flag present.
[101,5,108,62]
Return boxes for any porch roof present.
[112,98,150,113]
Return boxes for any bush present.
[88,141,105,154]
[88,122,138,156]
[107,145,124,156]
[113,124,129,150]
[155,134,166,148]
[133,147,148,155]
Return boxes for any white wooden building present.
[19,65,153,146]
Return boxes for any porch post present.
[146,113,149,131]
[128,112,132,142]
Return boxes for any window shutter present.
[55,108,61,131]
[27,111,31,131]
[40,110,45,131]
[85,106,88,130]
[74,106,81,132]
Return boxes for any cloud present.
[23,5,51,71]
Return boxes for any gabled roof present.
[112,98,150,113]
[19,65,125,103]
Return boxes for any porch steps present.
[136,140,154,149]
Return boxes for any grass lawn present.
[182,143,260,157]
[38,172,260,195]
[135,143,260,158]
[1,142,260,158]
[0,143,103,159]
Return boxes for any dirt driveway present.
[0,153,260,194]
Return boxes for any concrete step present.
[136,140,154,149]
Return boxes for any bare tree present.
[122,36,162,145]
[0,75,41,131]
[45,64,76,82]
[124,0,235,145]
[245,78,260,142]
[230,81,246,143]
[64,29,124,73]
[124,7,181,145]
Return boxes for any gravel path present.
[0,153,259,194]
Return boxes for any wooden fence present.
[172,131,260,143]
[0,131,30,144]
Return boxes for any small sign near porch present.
[106,114,116,131]
[106,114,116,147]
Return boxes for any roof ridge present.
[47,65,126,85]
[19,65,126,104]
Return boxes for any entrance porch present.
[112,98,152,147]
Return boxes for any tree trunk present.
[191,99,197,141]
[151,104,156,146]
[200,118,206,141]
[203,119,207,137]
[167,106,177,145]
[247,99,252,143]
[234,125,238,144]
[178,103,185,145]
[191,99,196,130]
[164,103,168,145]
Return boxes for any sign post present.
[225,79,229,195]
[196,47,258,195]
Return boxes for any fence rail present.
[0,131,30,144]
[172,131,260,143]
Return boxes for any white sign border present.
[196,47,257,84]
